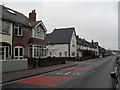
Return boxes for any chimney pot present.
[29,9,36,22]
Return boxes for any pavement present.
[2,63,77,84]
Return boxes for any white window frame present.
[15,26,22,36]
[33,27,44,40]
[0,46,9,60]
[29,44,47,58]
[14,46,24,59]
[65,51,67,57]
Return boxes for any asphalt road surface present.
[2,56,115,89]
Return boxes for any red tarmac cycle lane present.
[18,76,72,87]
[17,67,92,87]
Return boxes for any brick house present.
[0,5,31,59]
[0,5,47,60]
[28,10,48,58]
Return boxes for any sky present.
[1,0,118,50]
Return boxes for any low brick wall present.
[0,59,28,73]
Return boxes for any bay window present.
[29,45,47,58]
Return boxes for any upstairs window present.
[15,26,22,36]
[34,27,44,39]
[1,21,10,34]
[72,41,75,47]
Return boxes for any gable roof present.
[30,20,47,32]
[1,5,30,27]
[30,21,41,27]
[45,27,76,44]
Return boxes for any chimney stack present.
[29,9,36,22]
[91,39,94,45]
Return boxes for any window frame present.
[1,21,10,34]
[0,46,10,60]
[29,44,47,58]
[33,27,44,39]
[14,46,24,59]
[15,26,22,36]
[65,51,67,57]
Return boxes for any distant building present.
[45,27,77,57]
[76,36,99,57]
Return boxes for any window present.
[14,46,24,59]
[50,52,52,56]
[0,46,10,60]
[29,45,47,58]
[1,21,10,34]
[65,51,67,57]
[72,52,75,56]
[7,9,16,15]
[77,53,79,57]
[15,26,22,36]
[72,41,75,47]
[34,28,44,39]
[59,52,62,57]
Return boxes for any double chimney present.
[29,10,36,22]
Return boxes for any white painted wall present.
[47,44,68,57]
[47,31,77,58]
[0,20,13,46]
[70,31,77,57]
[0,59,28,73]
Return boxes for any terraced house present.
[0,5,47,60]
[76,36,99,57]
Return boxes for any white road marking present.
[72,72,77,75]
[56,72,62,74]
[65,72,71,75]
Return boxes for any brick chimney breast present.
[29,9,36,22]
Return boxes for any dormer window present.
[15,26,22,36]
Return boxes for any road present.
[2,56,115,89]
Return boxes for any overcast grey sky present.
[1,1,118,50]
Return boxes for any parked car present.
[111,55,120,89]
